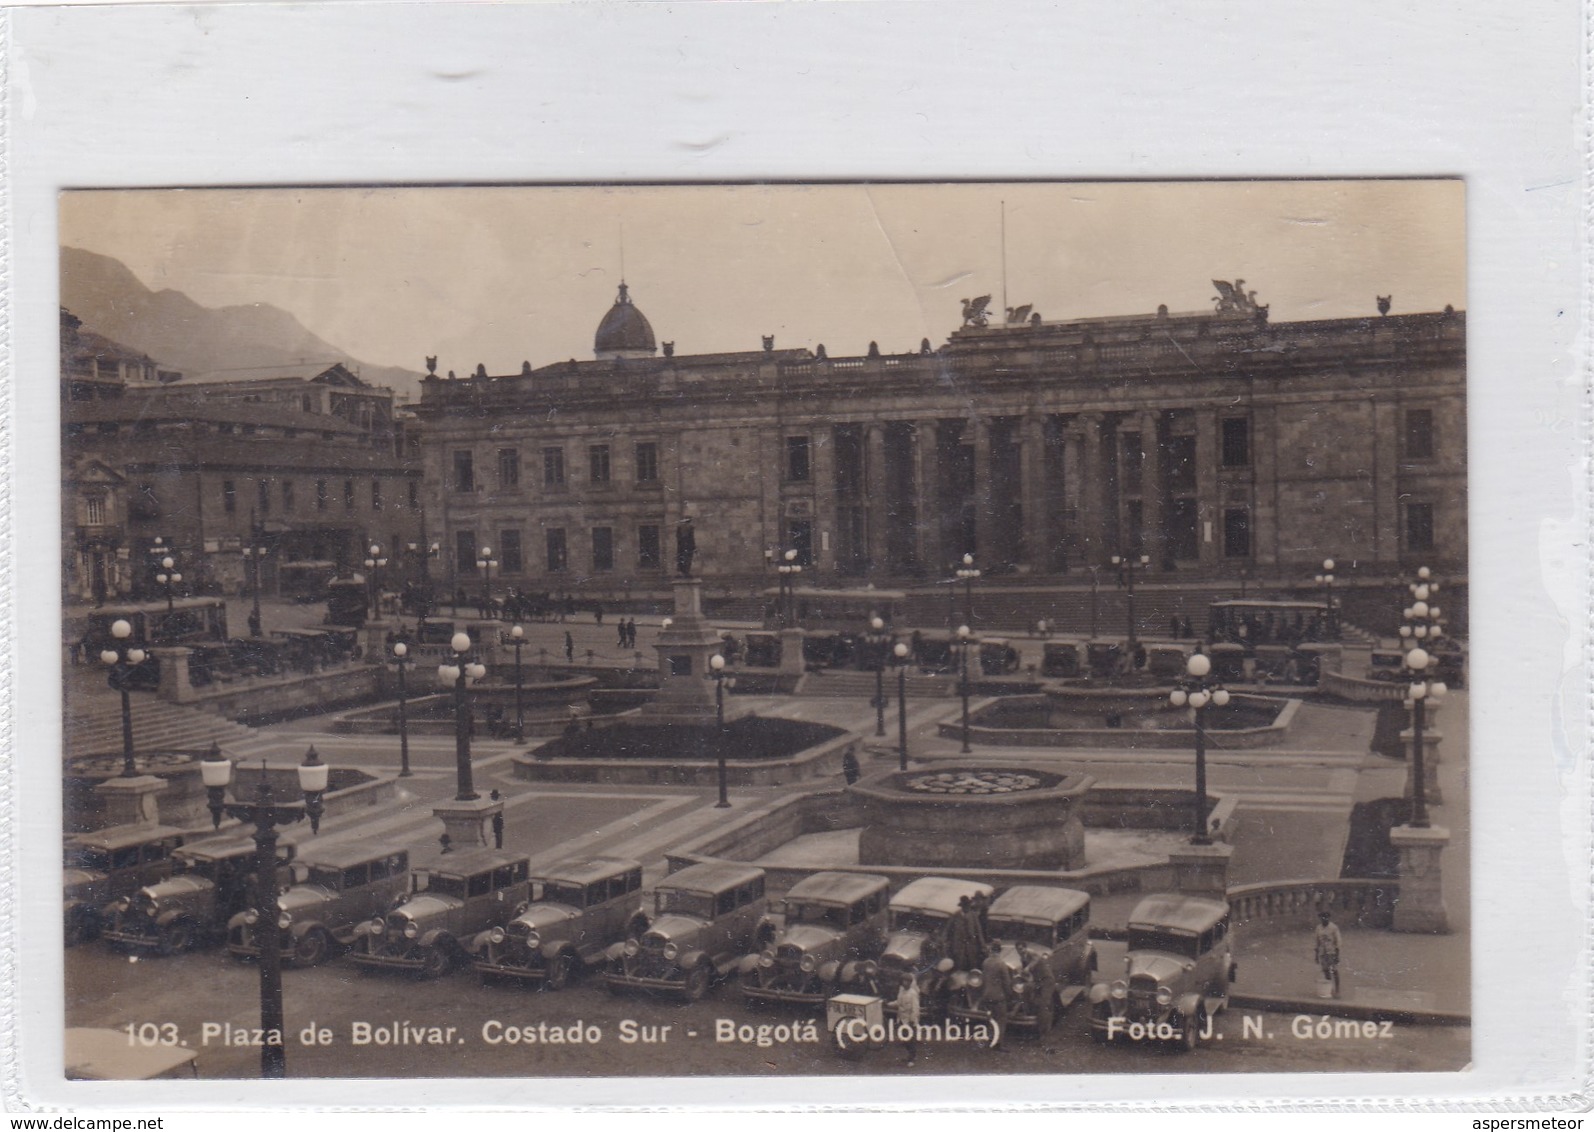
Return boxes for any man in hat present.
[1314,910,1342,997]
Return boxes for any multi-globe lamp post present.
[1111,552,1151,658]
[200,744,329,1079]
[865,615,891,738]
[956,623,974,754]
[99,619,147,777]
[391,640,413,778]
[364,544,388,617]
[476,547,498,611]
[242,518,269,637]
[155,555,182,614]
[1169,652,1230,845]
[508,624,527,742]
[892,640,911,771]
[1399,567,1448,828]
[956,553,980,630]
[775,548,802,627]
[438,631,487,801]
[709,654,736,809]
[1314,557,1337,638]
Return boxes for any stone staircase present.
[65,688,257,759]
[796,669,954,699]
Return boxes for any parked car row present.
[69,833,1236,1050]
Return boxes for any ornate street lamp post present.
[1313,557,1337,639]
[476,546,498,612]
[99,619,147,778]
[438,631,487,801]
[892,640,911,771]
[509,624,527,742]
[866,615,890,737]
[957,623,974,754]
[956,553,980,631]
[155,555,182,615]
[1399,567,1448,828]
[364,543,388,619]
[200,745,329,1079]
[709,653,735,808]
[243,515,269,637]
[1169,652,1230,845]
[1111,552,1151,658]
[391,640,413,778]
[776,548,802,628]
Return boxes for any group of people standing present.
[614,618,640,649]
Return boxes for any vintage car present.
[978,639,1021,676]
[736,871,890,1008]
[102,831,297,955]
[226,843,410,966]
[841,876,994,1017]
[1040,640,1084,679]
[64,824,186,945]
[947,885,1095,1033]
[602,861,768,1000]
[349,850,532,978]
[1088,892,1236,1050]
[468,856,644,987]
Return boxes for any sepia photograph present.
[53,180,1472,1084]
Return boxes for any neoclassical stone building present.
[414,282,1465,600]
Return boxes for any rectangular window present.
[543,447,566,488]
[1406,502,1435,552]
[407,480,419,510]
[499,529,523,574]
[223,481,237,514]
[456,530,477,573]
[497,448,520,489]
[1223,508,1251,558]
[635,442,659,483]
[281,480,295,512]
[371,479,382,512]
[453,451,475,492]
[1221,418,1251,467]
[588,444,611,484]
[592,526,614,571]
[786,435,811,482]
[638,524,661,570]
[1404,408,1435,460]
[316,479,328,511]
[344,479,355,512]
[84,497,106,526]
[546,528,568,572]
[257,479,271,516]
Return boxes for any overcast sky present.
[60,180,1465,380]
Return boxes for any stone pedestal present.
[152,647,195,703]
[778,628,807,676]
[1390,824,1451,933]
[638,578,750,726]
[432,795,505,851]
[1400,727,1444,805]
[469,620,508,666]
[93,775,169,826]
[363,618,395,663]
[1170,842,1234,897]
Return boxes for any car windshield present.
[306,867,343,890]
[656,890,714,919]
[171,859,217,881]
[1126,927,1202,959]
[989,918,1056,947]
[423,874,468,900]
[66,846,111,872]
[535,882,585,908]
[889,910,947,934]
[783,901,849,930]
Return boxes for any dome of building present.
[594,282,657,359]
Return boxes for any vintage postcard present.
[53,180,1476,1085]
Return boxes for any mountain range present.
[59,246,423,393]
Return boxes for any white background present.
[3,0,1588,1112]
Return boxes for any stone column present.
[1390,825,1450,933]
[914,420,941,572]
[152,647,196,704]
[1140,411,1165,569]
[1369,398,1402,568]
[1169,842,1234,896]
[1251,404,1280,569]
[432,795,506,851]
[1078,413,1105,565]
[970,416,991,560]
[1021,413,1048,573]
[811,426,837,573]
[1194,410,1220,568]
[865,423,888,576]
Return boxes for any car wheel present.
[295,927,332,967]
[1177,1007,1204,1052]
[66,911,98,948]
[683,962,712,1002]
[157,919,194,956]
[546,951,576,991]
[419,945,452,980]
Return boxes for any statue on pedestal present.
[676,517,696,577]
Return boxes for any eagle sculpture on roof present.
[961,295,992,327]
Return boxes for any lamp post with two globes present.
[99,619,147,778]
[200,745,329,1079]
[476,547,498,611]
[1169,652,1231,845]
[155,556,182,614]
[1111,552,1151,658]
[865,615,891,738]
[508,624,527,741]
[892,640,911,771]
[438,631,487,801]
[709,654,735,808]
[956,553,981,631]
[391,640,413,778]
[1313,557,1337,639]
[775,548,802,627]
[364,544,388,617]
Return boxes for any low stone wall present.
[1322,670,1409,703]
[510,729,859,788]
[190,663,387,725]
[943,695,1298,750]
[1228,878,1401,934]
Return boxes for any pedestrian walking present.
[894,972,921,1067]
[489,789,505,849]
[1314,910,1342,997]
[564,630,574,663]
[627,618,637,648]
[594,602,604,625]
[979,941,1014,1050]
[617,620,628,648]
